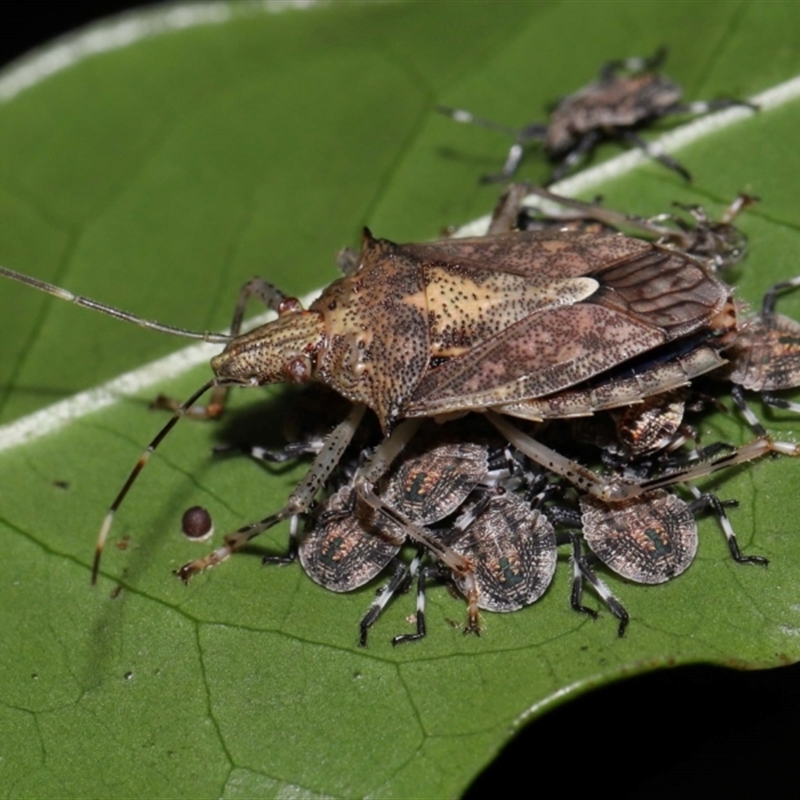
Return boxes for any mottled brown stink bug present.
[438,49,756,184]
[174,222,749,580]
[0,210,783,587]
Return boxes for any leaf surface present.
[1,2,800,797]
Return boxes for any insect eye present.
[285,355,313,383]
[279,297,304,316]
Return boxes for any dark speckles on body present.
[580,490,697,584]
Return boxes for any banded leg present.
[621,129,691,182]
[175,403,367,580]
[213,435,329,466]
[488,411,800,503]
[359,554,419,647]
[547,129,603,185]
[762,275,800,316]
[435,104,548,183]
[685,484,768,566]
[661,97,759,118]
[731,384,769,437]
[567,533,629,637]
[261,513,302,566]
[92,377,219,584]
[391,556,439,646]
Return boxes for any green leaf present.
[1,2,800,796]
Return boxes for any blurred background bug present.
[438,49,756,184]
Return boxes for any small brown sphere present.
[181,506,214,542]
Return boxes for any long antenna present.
[91,377,219,585]
[0,265,232,344]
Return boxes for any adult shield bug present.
[438,49,756,184]
[0,207,780,586]
[184,221,748,579]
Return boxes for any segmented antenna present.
[91,378,219,585]
[0,266,232,344]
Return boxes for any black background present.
[2,2,798,797]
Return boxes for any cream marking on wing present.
[1,25,799,450]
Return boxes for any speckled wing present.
[405,302,664,415]
[402,239,729,417]
[494,343,726,421]
[402,229,655,279]
[586,245,730,340]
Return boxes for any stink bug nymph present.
[438,49,756,184]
